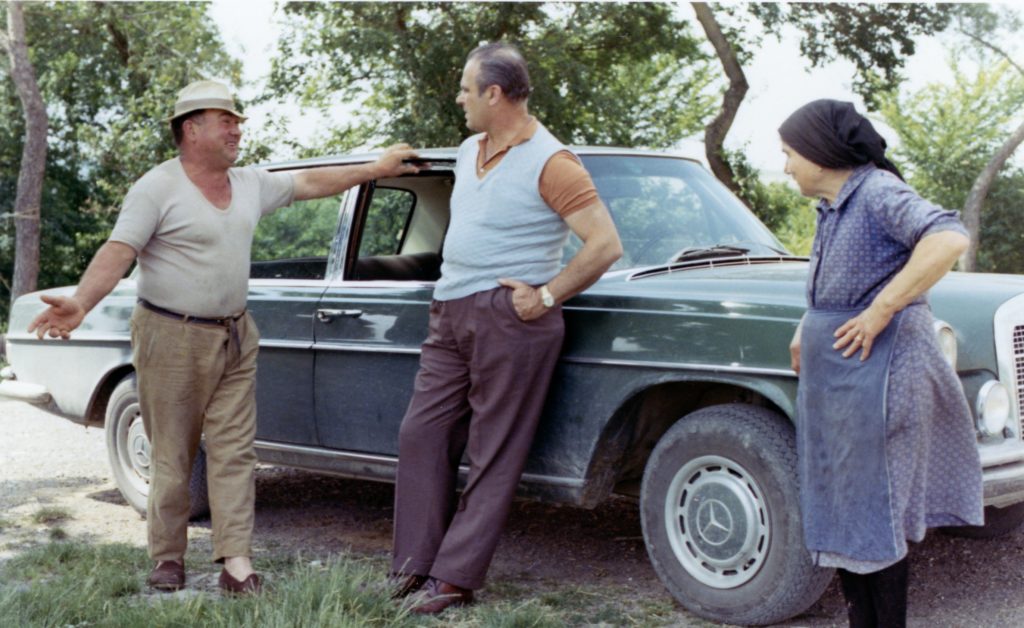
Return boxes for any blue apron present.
[797,306,906,562]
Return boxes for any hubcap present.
[664,455,769,588]
[118,403,151,496]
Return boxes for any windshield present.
[564,155,788,270]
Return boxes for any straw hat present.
[166,80,247,122]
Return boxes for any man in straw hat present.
[29,79,419,595]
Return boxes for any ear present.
[486,85,503,106]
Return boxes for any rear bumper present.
[0,378,51,404]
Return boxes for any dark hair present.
[467,42,531,102]
[779,99,903,181]
[170,109,207,146]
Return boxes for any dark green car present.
[4,148,1024,625]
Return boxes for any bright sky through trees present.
[209,0,976,177]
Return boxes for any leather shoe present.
[147,560,185,591]
[410,577,473,614]
[219,568,262,595]
[388,572,427,599]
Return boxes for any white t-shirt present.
[109,157,294,317]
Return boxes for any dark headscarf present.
[779,99,903,181]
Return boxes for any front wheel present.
[104,375,210,520]
[640,403,832,626]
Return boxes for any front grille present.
[1015,325,1024,435]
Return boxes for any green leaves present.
[267,2,716,150]
[877,58,1024,273]
[0,2,240,320]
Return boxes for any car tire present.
[640,403,832,626]
[941,502,1024,539]
[104,375,210,520]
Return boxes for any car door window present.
[251,195,342,280]
[358,187,416,257]
[349,184,444,282]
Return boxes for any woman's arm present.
[833,230,968,360]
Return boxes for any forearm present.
[870,230,967,317]
[546,231,622,303]
[293,163,380,201]
[73,241,137,314]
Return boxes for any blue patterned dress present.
[797,164,984,573]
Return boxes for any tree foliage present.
[877,59,1024,274]
[745,2,955,107]
[267,2,718,154]
[0,1,241,324]
[694,2,954,198]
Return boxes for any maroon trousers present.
[391,287,564,590]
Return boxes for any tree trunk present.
[691,2,748,198]
[959,117,1024,271]
[4,2,48,303]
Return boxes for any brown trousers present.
[391,287,564,590]
[131,304,260,563]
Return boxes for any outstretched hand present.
[27,295,86,340]
[372,144,421,179]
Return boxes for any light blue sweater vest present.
[434,123,570,301]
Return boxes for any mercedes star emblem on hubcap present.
[696,498,734,546]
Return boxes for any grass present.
[0,518,13,531]
[30,507,71,525]
[0,541,684,627]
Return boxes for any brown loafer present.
[147,560,185,591]
[388,572,427,599]
[410,577,473,614]
[219,568,262,595]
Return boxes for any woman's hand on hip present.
[833,303,895,361]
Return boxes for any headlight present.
[933,320,957,367]
[976,380,1011,437]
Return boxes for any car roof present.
[262,145,706,171]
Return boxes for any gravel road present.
[3,397,1024,627]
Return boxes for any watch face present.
[541,286,554,307]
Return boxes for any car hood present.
[587,259,1024,373]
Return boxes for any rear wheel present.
[640,403,832,626]
[104,375,209,520]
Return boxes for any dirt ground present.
[3,398,1024,627]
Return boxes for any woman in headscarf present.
[780,99,983,627]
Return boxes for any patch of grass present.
[0,518,14,531]
[0,541,686,627]
[30,507,71,525]
[47,528,68,541]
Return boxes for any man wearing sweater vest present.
[390,43,623,614]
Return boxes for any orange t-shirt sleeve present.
[540,151,601,218]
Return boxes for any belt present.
[138,299,244,326]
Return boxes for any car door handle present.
[316,309,363,323]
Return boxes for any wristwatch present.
[540,285,555,308]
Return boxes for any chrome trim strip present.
[256,440,394,464]
[311,344,422,355]
[253,440,584,489]
[249,279,331,289]
[4,332,128,343]
[320,280,437,290]
[260,340,314,350]
[561,355,796,377]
